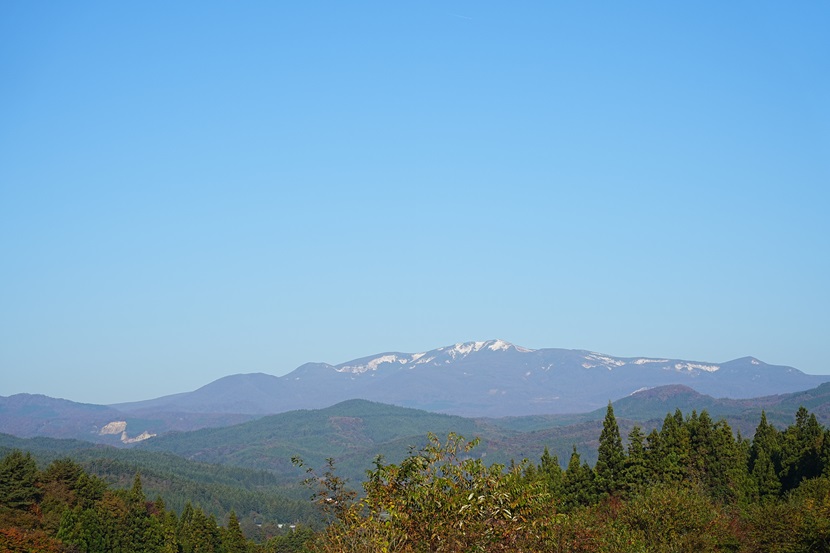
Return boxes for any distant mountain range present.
[2,339,828,444]
[114,339,829,418]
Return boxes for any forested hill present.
[133,384,830,485]
[4,403,830,551]
[0,433,318,539]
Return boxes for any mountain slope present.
[114,339,830,418]
[137,384,830,484]
[10,384,830,492]
[0,393,256,444]
[136,399,504,480]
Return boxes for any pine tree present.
[595,402,625,495]
[657,409,690,483]
[750,411,782,500]
[539,446,563,497]
[644,428,662,482]
[752,449,781,500]
[222,510,248,553]
[177,502,196,553]
[780,407,824,491]
[128,473,146,505]
[623,425,649,493]
[706,418,748,502]
[125,475,150,553]
[562,446,595,511]
[0,450,41,510]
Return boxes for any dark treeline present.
[302,405,830,552]
[0,452,313,553]
[3,405,830,552]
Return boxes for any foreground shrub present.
[296,433,557,552]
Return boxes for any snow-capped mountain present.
[112,340,830,418]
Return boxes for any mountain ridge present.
[4,340,829,444]
[111,339,830,418]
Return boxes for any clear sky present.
[1,2,828,405]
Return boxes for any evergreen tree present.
[128,473,146,506]
[222,510,248,553]
[75,471,106,509]
[562,446,595,510]
[780,407,824,491]
[751,449,781,500]
[687,410,712,478]
[125,474,150,553]
[595,402,625,495]
[657,409,691,483]
[706,418,748,502]
[0,450,40,510]
[538,446,563,497]
[644,428,662,482]
[822,428,830,478]
[623,425,649,493]
[184,507,221,553]
[178,502,196,553]
[750,411,782,500]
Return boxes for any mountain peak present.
[629,384,702,400]
[442,339,534,356]
[333,339,535,375]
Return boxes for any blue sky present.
[2,2,828,404]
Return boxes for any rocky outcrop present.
[98,420,155,443]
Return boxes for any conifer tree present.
[657,409,691,482]
[707,418,749,502]
[595,402,625,495]
[750,411,782,500]
[222,510,248,553]
[623,425,649,493]
[0,450,40,510]
[538,446,563,496]
[644,428,662,482]
[562,446,595,510]
[125,474,150,553]
[177,501,196,553]
[780,407,824,491]
[751,449,781,500]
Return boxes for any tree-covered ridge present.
[301,405,830,552]
[0,451,313,552]
[0,433,319,540]
[4,405,830,552]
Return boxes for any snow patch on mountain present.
[633,358,669,365]
[487,339,513,351]
[582,353,626,369]
[442,339,523,359]
[337,354,402,374]
[671,362,720,373]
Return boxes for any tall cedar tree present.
[595,402,625,495]
[562,446,596,510]
[539,446,563,497]
[657,409,691,483]
[780,406,825,492]
[749,409,782,500]
[223,510,248,553]
[623,425,649,493]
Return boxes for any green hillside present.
[0,433,318,532]
[137,399,511,483]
